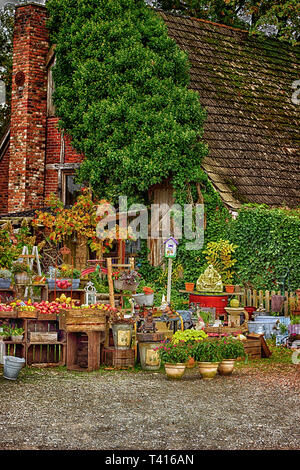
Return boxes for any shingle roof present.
[158,11,300,209]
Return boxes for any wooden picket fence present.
[235,286,299,316]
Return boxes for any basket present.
[114,279,139,291]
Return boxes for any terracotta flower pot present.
[225,285,235,293]
[218,359,235,376]
[198,361,220,379]
[185,283,195,292]
[164,363,186,379]
[186,356,196,369]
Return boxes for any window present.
[62,172,82,206]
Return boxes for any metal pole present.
[166,258,172,304]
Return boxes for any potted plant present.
[218,336,245,375]
[110,310,135,350]
[171,329,208,368]
[0,269,12,289]
[155,341,189,379]
[11,262,32,285]
[190,339,222,379]
[185,282,195,292]
[114,270,141,291]
[11,327,25,343]
[0,325,11,341]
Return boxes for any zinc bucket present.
[138,342,161,371]
[3,355,25,380]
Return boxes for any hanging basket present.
[114,279,139,291]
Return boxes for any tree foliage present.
[153,0,300,44]
[47,0,207,204]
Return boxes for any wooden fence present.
[235,286,299,316]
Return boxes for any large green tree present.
[153,0,300,44]
[47,0,207,204]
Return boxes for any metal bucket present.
[111,324,133,350]
[138,342,161,371]
[3,355,25,380]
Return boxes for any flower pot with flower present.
[156,341,189,379]
[11,262,32,285]
[191,339,222,379]
[218,336,245,375]
[113,270,141,292]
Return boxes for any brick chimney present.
[8,3,49,213]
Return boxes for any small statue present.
[140,311,157,333]
[196,265,223,292]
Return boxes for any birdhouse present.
[164,237,178,259]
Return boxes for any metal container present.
[112,324,133,350]
[132,293,154,307]
[3,355,25,380]
[138,341,161,371]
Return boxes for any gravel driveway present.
[0,364,299,451]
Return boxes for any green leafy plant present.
[58,264,81,279]
[202,239,238,285]
[218,336,245,360]
[171,329,208,345]
[11,262,32,274]
[0,325,11,339]
[279,323,288,334]
[291,316,300,325]
[11,327,25,337]
[155,341,189,364]
[190,338,222,363]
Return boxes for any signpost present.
[164,237,178,303]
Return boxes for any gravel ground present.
[0,364,299,451]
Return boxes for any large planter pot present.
[114,279,139,291]
[218,359,235,376]
[0,278,11,289]
[112,323,133,350]
[14,272,30,285]
[164,363,186,380]
[3,355,25,380]
[198,361,220,379]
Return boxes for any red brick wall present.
[45,117,84,199]
[8,4,49,213]
[0,145,10,214]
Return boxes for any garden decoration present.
[196,265,223,292]
[84,281,97,305]
[164,237,178,303]
[202,240,237,292]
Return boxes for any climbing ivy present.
[226,205,300,291]
[47,0,207,205]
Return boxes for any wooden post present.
[107,258,115,308]
[166,257,172,303]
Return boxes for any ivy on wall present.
[226,205,300,291]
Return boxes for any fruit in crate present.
[56,279,72,289]
[0,303,14,311]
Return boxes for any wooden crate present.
[204,325,248,335]
[113,348,135,368]
[27,343,66,366]
[59,308,109,332]
[17,308,38,319]
[242,338,261,358]
[30,332,58,343]
[0,310,17,319]
[66,331,102,371]
[37,312,58,321]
